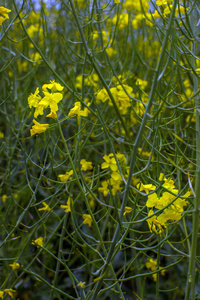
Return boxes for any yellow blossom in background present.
[77,281,86,288]
[186,112,196,123]
[98,181,109,196]
[113,13,129,30]
[131,176,140,186]
[58,170,73,182]
[80,159,93,171]
[9,262,20,270]
[106,47,117,57]
[110,171,122,181]
[109,177,123,195]
[60,198,71,213]
[123,0,150,13]
[138,148,152,158]
[0,132,4,138]
[30,120,49,136]
[29,52,42,64]
[82,214,93,227]
[38,202,51,212]
[156,0,172,5]
[27,24,42,39]
[32,237,44,247]
[116,152,127,165]
[1,194,7,202]
[123,206,132,216]
[0,6,11,25]
[76,73,99,89]
[0,291,4,299]
[145,258,157,272]
[146,258,165,281]
[88,193,96,209]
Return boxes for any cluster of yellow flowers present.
[0,6,11,26]
[76,73,99,90]
[113,0,188,31]
[98,152,126,196]
[145,258,165,281]
[0,289,16,299]
[28,80,64,135]
[138,173,191,234]
[96,84,134,115]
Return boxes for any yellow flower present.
[42,80,64,92]
[0,6,11,25]
[146,258,157,271]
[82,214,93,227]
[9,262,20,270]
[1,194,7,203]
[137,183,156,194]
[30,120,49,136]
[77,281,86,288]
[68,102,89,119]
[159,173,165,181]
[60,198,71,213]
[28,87,42,108]
[116,152,127,165]
[146,193,159,208]
[58,170,73,182]
[32,237,44,247]
[145,258,165,281]
[110,171,122,181]
[98,181,109,197]
[80,159,93,171]
[109,177,123,195]
[162,177,176,190]
[40,91,63,114]
[156,0,172,5]
[101,153,118,172]
[96,87,109,104]
[3,289,16,299]
[38,202,51,212]
[147,210,166,234]
[46,111,57,119]
[0,291,4,299]
[123,206,132,216]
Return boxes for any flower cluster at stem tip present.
[28,80,64,135]
[0,6,11,26]
[138,173,191,234]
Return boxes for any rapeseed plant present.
[1,1,199,299]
